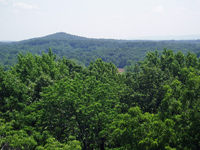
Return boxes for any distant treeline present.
[1,32,200,70]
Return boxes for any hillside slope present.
[1,32,200,70]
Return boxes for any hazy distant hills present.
[1,32,200,43]
[130,35,200,40]
[14,32,91,44]
[1,32,200,70]
[4,32,200,43]
[19,32,126,43]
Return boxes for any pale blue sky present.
[1,0,200,41]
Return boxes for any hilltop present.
[16,32,91,44]
[40,32,90,40]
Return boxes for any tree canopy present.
[1,48,200,149]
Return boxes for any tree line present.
[1,36,200,70]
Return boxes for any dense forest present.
[1,32,200,70]
[1,47,200,149]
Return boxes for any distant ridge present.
[17,32,123,44]
[11,32,200,44]
[0,41,14,43]
[129,35,200,40]
[40,32,90,40]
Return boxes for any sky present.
[1,0,200,41]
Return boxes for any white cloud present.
[13,2,39,9]
[0,0,10,5]
[152,6,165,13]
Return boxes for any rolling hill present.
[1,32,200,70]
[32,32,90,41]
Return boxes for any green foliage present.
[35,71,121,149]
[36,138,81,150]
[0,119,37,149]
[1,49,200,149]
[106,107,177,149]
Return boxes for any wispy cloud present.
[152,6,165,13]
[110,14,126,19]
[13,10,19,14]
[174,7,200,16]
[13,2,39,9]
[0,0,10,5]
[174,7,188,14]
[189,11,200,16]
[35,11,46,16]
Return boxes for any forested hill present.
[1,32,200,70]
[32,32,90,41]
